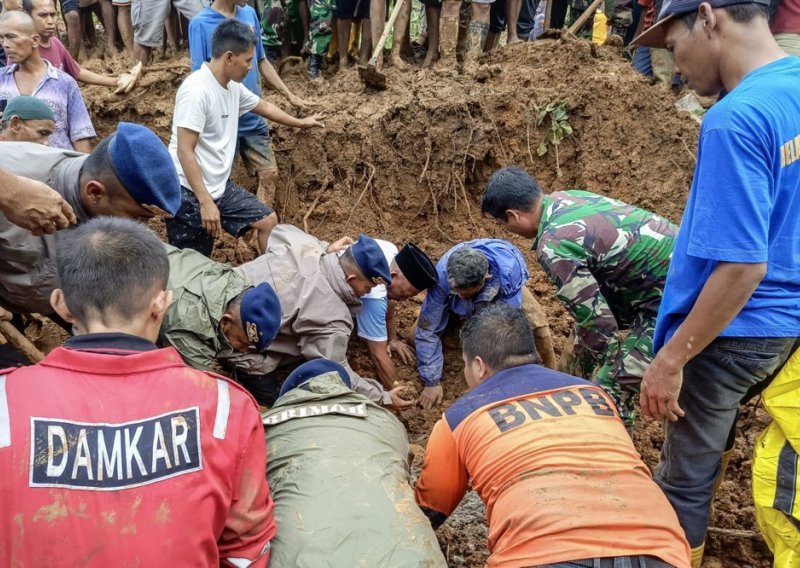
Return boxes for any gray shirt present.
[0,142,88,313]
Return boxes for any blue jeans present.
[655,336,799,548]
[632,46,653,77]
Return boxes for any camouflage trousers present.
[308,0,333,54]
[564,312,655,428]
[262,0,288,48]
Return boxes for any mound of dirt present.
[80,37,770,566]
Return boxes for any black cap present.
[395,243,438,292]
[632,0,770,48]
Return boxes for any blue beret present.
[240,283,281,351]
[279,359,351,397]
[350,234,392,285]
[108,123,181,216]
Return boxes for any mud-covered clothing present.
[159,245,251,372]
[605,0,633,32]
[0,144,88,315]
[415,239,529,387]
[414,363,691,568]
[307,0,332,55]
[534,190,676,423]
[261,0,287,48]
[0,333,275,567]
[263,373,447,567]
[225,224,391,406]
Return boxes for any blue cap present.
[632,0,769,47]
[279,359,351,397]
[350,234,392,285]
[240,283,281,351]
[108,122,181,216]
[2,96,56,122]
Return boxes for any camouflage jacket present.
[535,190,677,360]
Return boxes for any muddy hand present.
[326,236,355,253]
[115,62,143,94]
[388,339,416,365]
[288,93,315,108]
[2,175,76,235]
[419,385,443,410]
[388,386,417,411]
[302,113,325,129]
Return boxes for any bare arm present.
[366,338,401,390]
[0,169,75,235]
[72,139,92,154]
[250,99,324,129]
[77,67,118,87]
[257,58,309,107]
[640,261,767,421]
[176,127,221,236]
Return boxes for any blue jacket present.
[415,239,530,386]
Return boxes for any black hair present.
[211,18,256,58]
[681,2,767,28]
[56,217,169,326]
[481,166,543,220]
[461,303,540,371]
[447,247,488,290]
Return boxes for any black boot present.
[308,53,323,80]
[265,45,280,65]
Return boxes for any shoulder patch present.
[29,408,202,491]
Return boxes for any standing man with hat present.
[263,359,447,567]
[0,94,55,144]
[0,122,181,319]
[355,240,439,390]
[0,216,276,566]
[633,1,800,565]
[229,224,415,409]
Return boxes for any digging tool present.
[567,0,603,35]
[358,0,407,90]
[0,321,44,363]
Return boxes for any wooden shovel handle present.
[567,0,603,34]
[0,321,45,363]
[368,0,407,65]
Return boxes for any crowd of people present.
[0,0,799,565]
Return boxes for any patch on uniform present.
[29,408,202,491]
[263,402,367,426]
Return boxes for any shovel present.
[358,0,407,90]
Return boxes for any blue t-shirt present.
[188,5,267,137]
[654,56,800,351]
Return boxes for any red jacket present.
[0,333,275,567]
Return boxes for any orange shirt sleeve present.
[415,416,469,529]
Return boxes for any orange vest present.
[415,364,690,568]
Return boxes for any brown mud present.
[75,37,770,566]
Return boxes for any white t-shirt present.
[168,64,260,199]
[361,239,399,300]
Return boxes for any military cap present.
[395,243,438,292]
[1,96,55,122]
[633,0,770,47]
[240,282,282,351]
[351,234,392,285]
[108,122,181,216]
[279,359,351,397]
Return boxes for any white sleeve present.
[236,83,261,116]
[173,81,208,134]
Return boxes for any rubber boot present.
[690,544,704,568]
[464,20,488,73]
[437,15,459,68]
[308,53,323,80]
[709,448,734,520]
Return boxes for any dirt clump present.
[77,37,770,566]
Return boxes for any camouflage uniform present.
[307,0,332,55]
[535,190,677,426]
[261,0,287,49]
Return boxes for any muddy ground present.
[74,37,772,566]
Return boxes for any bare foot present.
[422,50,438,68]
[390,55,409,70]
